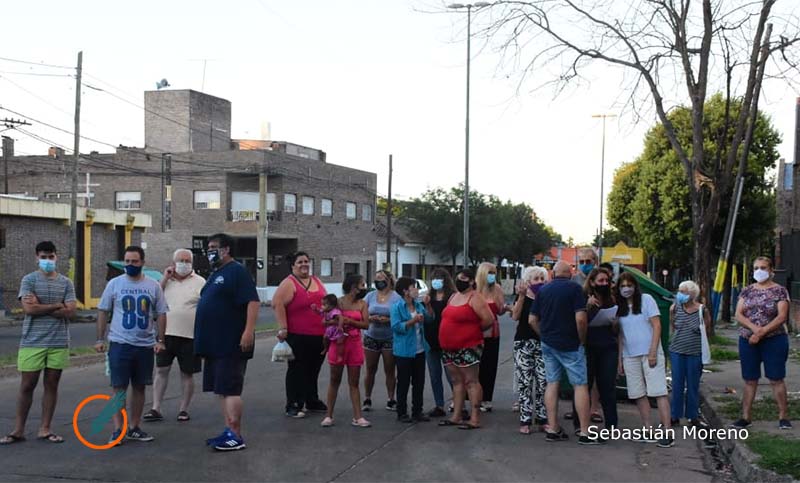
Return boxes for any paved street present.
[0,315,723,482]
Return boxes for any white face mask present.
[175,262,193,277]
[753,269,770,283]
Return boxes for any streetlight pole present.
[449,2,490,269]
[592,113,616,263]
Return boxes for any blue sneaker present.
[206,427,230,446]
[108,428,124,447]
[213,430,246,451]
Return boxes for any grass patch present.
[710,346,739,361]
[709,334,734,346]
[255,322,277,333]
[745,432,800,479]
[715,396,800,421]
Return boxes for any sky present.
[1,0,798,244]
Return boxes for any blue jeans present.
[670,351,702,420]
[426,349,452,408]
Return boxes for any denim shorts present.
[108,342,154,388]
[739,333,789,381]
[541,343,587,386]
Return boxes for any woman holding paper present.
[574,268,619,431]
[668,280,711,426]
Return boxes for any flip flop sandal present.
[143,409,163,422]
[177,411,190,422]
[351,418,371,428]
[37,433,64,443]
[320,417,334,427]
[0,434,26,445]
[438,419,459,427]
[591,413,604,423]
[519,426,531,435]
[458,423,481,430]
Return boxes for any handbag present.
[698,304,712,365]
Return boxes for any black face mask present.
[355,288,369,300]
[455,279,472,293]
[595,285,611,296]
[374,281,388,291]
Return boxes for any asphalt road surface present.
[0,315,724,482]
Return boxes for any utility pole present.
[257,166,269,287]
[385,154,393,273]
[68,51,82,283]
[591,113,616,262]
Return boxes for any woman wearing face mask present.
[321,274,371,428]
[669,280,711,427]
[424,268,456,417]
[362,270,402,412]
[438,269,495,429]
[615,272,673,447]
[510,266,549,434]
[732,257,792,430]
[272,252,328,418]
[475,262,509,413]
[570,268,619,433]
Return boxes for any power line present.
[0,70,73,78]
[0,56,74,70]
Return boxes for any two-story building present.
[5,89,379,289]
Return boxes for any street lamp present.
[591,113,616,263]
[448,1,491,269]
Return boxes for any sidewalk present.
[699,325,800,482]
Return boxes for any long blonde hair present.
[475,262,497,294]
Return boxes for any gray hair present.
[173,248,193,261]
[678,280,700,300]
[522,266,549,283]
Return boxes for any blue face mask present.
[487,274,497,285]
[676,292,691,304]
[125,264,142,277]
[431,279,444,291]
[579,264,594,275]
[38,259,56,273]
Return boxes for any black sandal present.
[37,433,64,443]
[177,411,190,422]
[438,419,459,427]
[0,434,26,445]
[143,409,163,422]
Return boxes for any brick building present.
[0,196,150,310]
[4,89,378,287]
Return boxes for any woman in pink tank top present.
[320,273,371,428]
[272,252,328,418]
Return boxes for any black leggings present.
[572,344,619,429]
[396,352,426,417]
[285,333,325,410]
[479,337,500,402]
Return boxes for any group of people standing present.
[1,239,792,453]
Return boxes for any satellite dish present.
[155,78,170,90]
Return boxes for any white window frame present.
[194,190,221,210]
[115,191,142,210]
[321,198,333,217]
[346,202,356,220]
[362,204,372,222]
[284,193,297,213]
[302,196,315,215]
[320,258,333,277]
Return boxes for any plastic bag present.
[699,304,712,365]
[272,340,295,362]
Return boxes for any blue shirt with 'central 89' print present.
[99,275,169,347]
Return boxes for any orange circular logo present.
[72,394,128,450]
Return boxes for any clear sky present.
[1,0,797,244]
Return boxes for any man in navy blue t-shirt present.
[194,233,259,451]
[529,261,599,444]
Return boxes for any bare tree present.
[477,0,800,300]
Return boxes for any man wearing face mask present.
[1,242,76,446]
[573,248,597,287]
[95,246,169,446]
[143,249,206,424]
[194,234,260,451]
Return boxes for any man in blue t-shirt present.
[194,233,259,452]
[529,261,599,444]
[95,246,168,446]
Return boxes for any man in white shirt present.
[144,248,205,423]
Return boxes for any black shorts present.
[203,354,248,396]
[156,335,202,374]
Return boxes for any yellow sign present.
[601,241,645,265]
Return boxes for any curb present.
[699,385,797,483]
[0,329,278,380]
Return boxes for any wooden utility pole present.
[68,51,82,283]
[257,166,269,287]
[2,136,12,195]
[385,154,393,273]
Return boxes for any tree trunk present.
[694,220,715,334]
